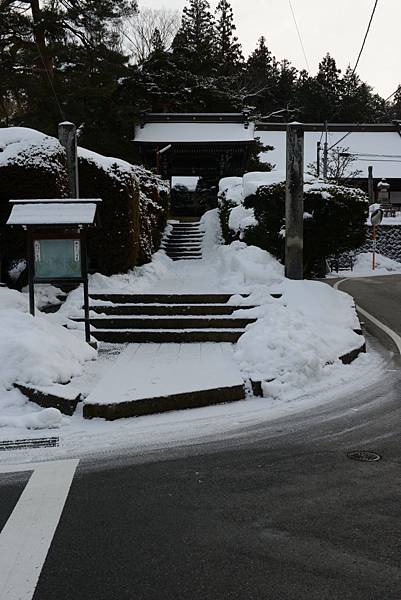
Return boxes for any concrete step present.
[162,242,202,247]
[83,342,245,420]
[75,316,256,329]
[84,384,244,420]
[91,329,244,343]
[89,303,257,316]
[171,257,203,261]
[165,252,203,258]
[89,293,250,304]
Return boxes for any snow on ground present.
[0,287,96,430]
[329,252,401,278]
[0,209,379,459]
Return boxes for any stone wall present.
[359,225,401,263]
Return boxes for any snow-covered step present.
[91,329,245,343]
[89,293,252,304]
[84,343,245,420]
[75,316,256,329]
[89,303,258,316]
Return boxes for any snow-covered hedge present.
[0,127,170,282]
[219,172,369,276]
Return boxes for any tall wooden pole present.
[368,166,374,204]
[58,122,79,198]
[285,123,304,280]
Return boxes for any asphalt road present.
[335,274,401,341]
[1,275,401,600]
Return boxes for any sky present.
[139,0,400,99]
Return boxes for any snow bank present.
[234,279,362,400]
[0,286,96,429]
[330,252,401,278]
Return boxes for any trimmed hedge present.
[0,129,169,285]
[220,180,369,277]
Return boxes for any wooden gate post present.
[285,123,304,280]
[58,122,79,198]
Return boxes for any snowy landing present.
[84,343,245,417]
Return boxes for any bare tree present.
[124,7,180,64]
[308,146,362,184]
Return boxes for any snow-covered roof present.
[171,176,200,191]
[258,130,401,179]
[135,122,256,144]
[7,202,98,225]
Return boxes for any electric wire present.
[352,0,379,76]
[288,0,310,72]
[385,86,400,102]
[34,41,65,120]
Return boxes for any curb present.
[14,383,81,416]
[83,384,245,421]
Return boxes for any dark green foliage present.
[0,136,169,283]
[79,159,140,275]
[0,0,398,164]
[240,181,368,277]
[0,140,68,284]
[218,196,238,244]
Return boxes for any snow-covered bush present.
[0,127,170,281]
[219,172,369,277]
[0,128,68,285]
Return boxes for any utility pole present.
[322,121,328,180]
[368,166,374,203]
[58,122,79,198]
[285,123,304,280]
[316,141,321,178]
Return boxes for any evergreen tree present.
[244,37,279,115]
[215,0,242,75]
[172,0,216,75]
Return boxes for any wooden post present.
[81,233,91,345]
[372,224,377,271]
[27,231,35,316]
[323,121,328,180]
[58,122,79,198]
[368,166,374,203]
[285,123,304,280]
[316,141,321,178]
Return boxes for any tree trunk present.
[30,0,54,79]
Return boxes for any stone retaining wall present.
[359,225,401,263]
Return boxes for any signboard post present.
[370,208,384,271]
[7,198,100,346]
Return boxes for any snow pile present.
[0,127,63,172]
[234,280,362,400]
[330,252,401,278]
[0,287,96,428]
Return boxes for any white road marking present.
[334,278,401,355]
[0,459,79,600]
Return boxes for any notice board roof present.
[7,199,100,226]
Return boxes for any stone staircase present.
[77,293,260,344]
[161,219,204,261]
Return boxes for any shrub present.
[0,132,68,285]
[0,127,170,283]
[243,180,369,277]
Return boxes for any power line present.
[328,131,352,151]
[352,0,379,76]
[288,0,310,72]
[385,85,400,102]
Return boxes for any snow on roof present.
[171,176,200,191]
[9,198,101,204]
[135,122,256,144]
[258,130,401,179]
[7,202,98,225]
